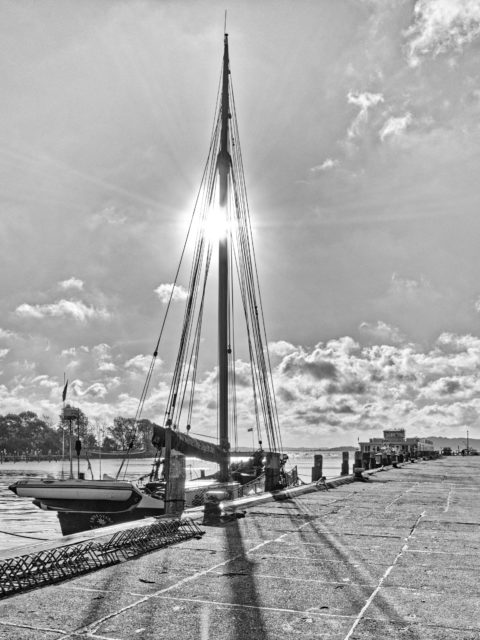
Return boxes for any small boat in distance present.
[10,31,287,535]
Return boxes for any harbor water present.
[0,451,346,553]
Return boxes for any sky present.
[2,0,480,448]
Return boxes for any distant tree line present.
[0,409,157,456]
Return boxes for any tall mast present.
[218,33,230,482]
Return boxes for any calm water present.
[0,451,344,552]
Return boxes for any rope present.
[0,530,49,541]
[227,80,283,452]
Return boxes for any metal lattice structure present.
[0,518,204,599]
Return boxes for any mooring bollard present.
[353,451,366,481]
[202,490,246,526]
[311,454,323,482]
[165,452,186,516]
[203,490,227,525]
[341,451,349,476]
[265,452,281,491]
[353,451,362,473]
[362,452,370,470]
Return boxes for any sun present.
[205,204,228,243]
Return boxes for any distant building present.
[359,429,434,456]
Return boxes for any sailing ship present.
[10,32,286,535]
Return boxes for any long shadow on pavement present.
[280,492,423,639]
[218,517,267,640]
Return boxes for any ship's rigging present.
[128,34,282,480]
[9,31,288,537]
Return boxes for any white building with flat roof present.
[359,429,434,455]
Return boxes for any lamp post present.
[63,407,80,478]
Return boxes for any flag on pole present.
[62,380,69,402]
[247,428,253,432]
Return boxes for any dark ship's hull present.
[57,506,164,535]
[10,477,166,536]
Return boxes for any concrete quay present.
[1,457,479,639]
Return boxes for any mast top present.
[220,27,230,160]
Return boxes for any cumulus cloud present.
[58,277,84,291]
[3,325,480,446]
[125,354,152,373]
[405,0,480,67]
[70,380,108,398]
[61,346,89,356]
[269,341,299,359]
[347,91,384,139]
[281,351,338,381]
[435,332,480,354]
[359,321,407,345]
[154,283,189,304]
[0,348,9,358]
[15,299,110,322]
[92,343,111,358]
[31,374,58,389]
[380,113,413,141]
[0,328,16,340]
[278,386,298,403]
[92,343,117,373]
[270,331,480,442]
[310,158,339,173]
[98,361,116,372]
[278,339,366,401]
